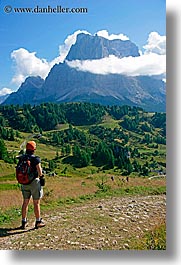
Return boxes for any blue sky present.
[0,0,166,95]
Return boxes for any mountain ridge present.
[2,33,166,112]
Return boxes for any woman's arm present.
[36,163,43,177]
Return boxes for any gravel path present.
[0,194,166,250]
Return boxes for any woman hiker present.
[18,141,45,229]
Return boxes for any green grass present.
[0,183,19,191]
[98,114,120,129]
[130,222,166,250]
[0,185,166,226]
[0,161,16,177]
[0,208,20,225]
[0,173,16,181]
[57,185,166,206]
[0,204,34,229]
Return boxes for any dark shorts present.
[21,178,43,200]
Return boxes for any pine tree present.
[49,160,55,171]
[0,139,8,160]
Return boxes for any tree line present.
[0,102,165,133]
[0,102,166,175]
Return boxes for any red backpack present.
[16,155,36,185]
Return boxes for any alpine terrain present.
[3,33,166,112]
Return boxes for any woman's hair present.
[26,150,34,155]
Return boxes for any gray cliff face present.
[66,33,140,61]
[40,62,165,111]
[3,76,44,105]
[3,33,166,112]
[0,94,9,104]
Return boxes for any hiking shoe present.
[20,220,27,229]
[35,218,45,229]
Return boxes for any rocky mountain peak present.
[2,33,165,112]
[3,76,44,105]
[66,33,140,61]
[18,76,44,91]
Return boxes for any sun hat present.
[26,141,36,151]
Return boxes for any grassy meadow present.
[0,108,166,210]
[0,104,166,250]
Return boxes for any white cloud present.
[143,31,166,55]
[66,31,166,77]
[96,30,129,41]
[11,48,51,86]
[9,30,166,91]
[0,87,13,96]
[10,30,91,86]
[66,53,166,77]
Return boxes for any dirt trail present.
[0,194,166,250]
